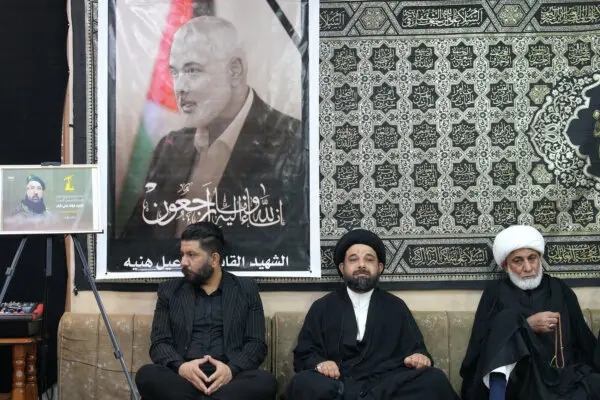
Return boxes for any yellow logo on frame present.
[64,175,75,192]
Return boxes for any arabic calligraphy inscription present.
[370,44,399,74]
[491,198,518,227]
[334,162,362,192]
[333,123,361,152]
[412,161,439,190]
[412,200,441,230]
[489,120,517,149]
[409,82,438,112]
[373,122,399,151]
[332,84,360,114]
[334,201,364,230]
[532,198,558,228]
[486,41,514,72]
[490,159,517,188]
[448,42,475,72]
[450,161,478,189]
[374,161,400,190]
[412,121,439,150]
[408,43,437,74]
[331,45,359,75]
[371,83,400,113]
[374,200,402,230]
[450,120,477,150]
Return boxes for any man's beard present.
[343,270,380,293]
[183,260,214,286]
[22,197,46,214]
[507,267,543,291]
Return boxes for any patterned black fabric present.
[318,1,600,285]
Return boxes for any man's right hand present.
[527,311,560,333]
[178,356,210,392]
[315,360,340,380]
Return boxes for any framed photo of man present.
[95,0,319,280]
[0,165,101,235]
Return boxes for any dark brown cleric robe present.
[285,287,458,400]
[460,274,600,400]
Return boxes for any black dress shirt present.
[185,286,226,363]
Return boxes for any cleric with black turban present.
[285,228,458,400]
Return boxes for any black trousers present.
[285,367,458,400]
[136,364,277,400]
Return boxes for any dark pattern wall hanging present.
[78,0,600,289]
[318,0,600,286]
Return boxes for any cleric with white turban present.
[492,225,545,268]
[460,225,600,400]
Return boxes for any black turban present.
[26,174,46,190]
[334,229,386,269]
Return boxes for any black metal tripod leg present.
[46,236,53,277]
[38,235,54,397]
[70,235,139,400]
[0,236,28,305]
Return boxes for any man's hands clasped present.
[179,355,233,395]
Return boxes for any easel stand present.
[0,234,139,400]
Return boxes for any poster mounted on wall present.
[95,0,320,281]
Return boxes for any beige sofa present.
[57,309,600,399]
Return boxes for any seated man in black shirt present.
[135,222,276,400]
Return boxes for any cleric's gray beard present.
[507,267,543,290]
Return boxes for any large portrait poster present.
[96,0,319,280]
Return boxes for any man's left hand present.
[205,356,233,395]
[404,353,431,369]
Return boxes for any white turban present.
[492,225,545,267]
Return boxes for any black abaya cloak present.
[460,274,600,400]
[286,287,458,400]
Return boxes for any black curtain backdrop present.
[0,0,68,394]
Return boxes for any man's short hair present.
[173,16,244,62]
[181,222,226,260]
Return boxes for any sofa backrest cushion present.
[56,308,600,400]
[57,313,271,400]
